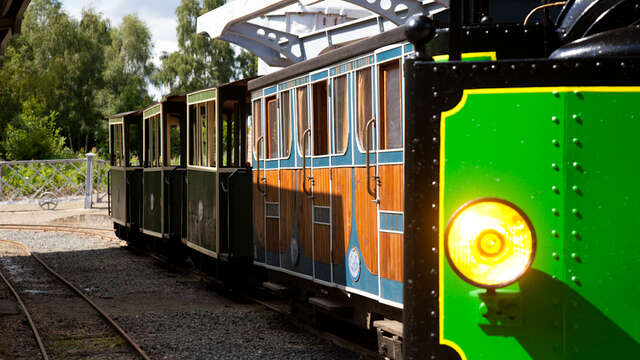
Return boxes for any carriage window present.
[333,75,348,154]
[280,91,292,159]
[167,114,181,166]
[312,81,329,156]
[110,124,123,166]
[222,100,243,167]
[296,87,310,156]
[379,60,402,150]
[356,67,373,151]
[127,121,141,166]
[188,101,216,167]
[145,114,162,168]
[253,99,262,160]
[266,97,278,159]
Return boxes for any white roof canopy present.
[198,0,449,67]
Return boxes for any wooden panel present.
[253,170,264,247]
[355,167,378,275]
[314,224,331,263]
[266,218,280,252]
[380,232,403,281]
[379,164,403,211]
[331,168,351,265]
[295,169,313,259]
[280,170,295,255]
[313,168,330,206]
[265,169,279,202]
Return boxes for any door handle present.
[365,117,378,200]
[302,128,313,197]
[256,136,266,195]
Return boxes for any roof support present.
[220,32,294,67]
[227,22,306,63]
[197,0,449,66]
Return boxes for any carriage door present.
[311,80,331,282]
[264,96,280,267]
[377,59,404,303]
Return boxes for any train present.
[108,1,640,359]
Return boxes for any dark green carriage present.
[141,95,187,240]
[184,79,253,262]
[108,111,143,233]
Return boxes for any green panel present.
[110,169,127,223]
[564,90,640,358]
[144,104,161,119]
[187,169,218,253]
[165,169,186,238]
[143,170,162,235]
[126,169,143,228]
[219,171,253,257]
[109,117,124,125]
[441,88,640,360]
[441,90,567,360]
[187,89,216,104]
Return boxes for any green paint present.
[187,88,217,104]
[144,104,161,119]
[441,88,640,359]
[108,117,124,124]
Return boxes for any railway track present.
[0,237,149,360]
[0,224,377,359]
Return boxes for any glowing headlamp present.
[445,199,536,289]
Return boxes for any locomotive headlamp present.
[445,199,536,288]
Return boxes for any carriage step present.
[263,281,289,296]
[373,319,403,337]
[374,320,403,360]
[308,296,352,314]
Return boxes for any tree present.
[0,0,156,158]
[153,0,258,94]
[2,97,67,160]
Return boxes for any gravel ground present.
[0,230,360,359]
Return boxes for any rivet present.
[551,139,559,147]
[431,247,437,253]
[572,208,581,218]
[432,181,437,186]
[430,310,437,317]
[552,185,559,194]
[552,252,559,260]
[432,225,438,232]
[621,61,626,68]
[552,163,559,170]
[551,116,559,124]
[572,162,582,171]
[572,185,581,194]
[571,253,580,262]
[552,208,559,216]
[573,114,582,123]
[572,138,581,146]
[430,290,437,297]
[479,302,488,316]
[551,230,558,237]
[432,66,438,73]
[552,89,559,96]
[510,64,516,70]
[433,91,439,97]
[573,89,580,95]
[571,276,578,282]
[552,64,558,70]
[430,268,437,275]
[571,230,580,239]
[431,203,437,208]
[452,65,457,71]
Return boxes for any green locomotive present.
[403,1,640,359]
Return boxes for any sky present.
[63,0,180,97]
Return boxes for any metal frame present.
[197,0,448,66]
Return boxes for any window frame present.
[295,85,310,157]
[310,78,329,157]
[377,59,403,151]
[279,89,293,160]
[187,98,217,169]
[331,74,349,156]
[265,95,279,160]
[354,65,374,154]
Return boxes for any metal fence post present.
[84,153,96,209]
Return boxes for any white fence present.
[0,154,109,209]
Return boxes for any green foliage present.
[1,97,68,160]
[0,0,156,158]
[153,0,258,94]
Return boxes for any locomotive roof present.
[248,25,406,91]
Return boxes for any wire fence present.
[0,154,109,209]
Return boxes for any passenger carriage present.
[108,111,143,237]
[140,95,187,241]
[184,79,253,266]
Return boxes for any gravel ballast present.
[0,230,359,359]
